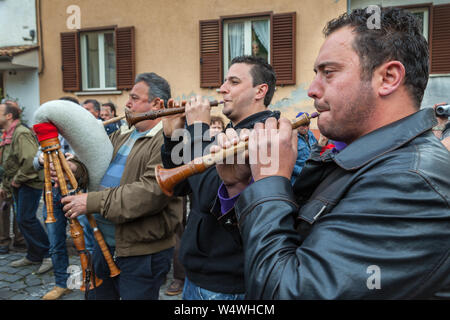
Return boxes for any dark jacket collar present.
[226,110,281,130]
[333,108,437,170]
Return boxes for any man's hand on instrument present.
[248,117,297,182]
[61,194,88,219]
[185,95,211,126]
[212,128,252,197]
[38,152,45,165]
[49,154,78,188]
[162,98,186,138]
[66,158,78,175]
[65,152,75,161]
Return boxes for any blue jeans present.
[13,185,49,262]
[43,188,96,288]
[182,277,245,300]
[87,243,173,300]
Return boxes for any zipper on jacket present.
[313,205,327,221]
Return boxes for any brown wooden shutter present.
[115,26,135,90]
[200,19,222,88]
[271,12,296,85]
[431,4,450,74]
[60,32,80,92]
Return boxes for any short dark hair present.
[4,102,20,120]
[59,96,80,105]
[135,72,171,107]
[210,115,225,128]
[102,102,117,117]
[324,7,429,108]
[230,55,277,107]
[83,99,101,112]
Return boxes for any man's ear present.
[4,112,12,121]
[375,61,406,97]
[255,83,269,102]
[152,97,163,109]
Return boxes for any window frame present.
[61,25,135,93]
[222,16,271,78]
[80,29,117,91]
[399,4,432,42]
[220,12,273,81]
[199,11,295,88]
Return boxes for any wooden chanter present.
[33,122,120,291]
[155,112,321,196]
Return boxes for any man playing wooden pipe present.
[61,72,183,300]
[212,8,450,299]
[161,55,279,300]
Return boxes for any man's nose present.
[218,82,228,94]
[307,75,322,100]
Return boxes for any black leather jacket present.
[235,108,450,299]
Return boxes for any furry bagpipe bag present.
[33,100,113,191]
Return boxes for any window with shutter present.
[60,26,135,92]
[61,32,81,92]
[199,12,296,88]
[200,20,222,88]
[80,30,116,90]
[431,4,450,74]
[223,16,271,77]
[116,26,135,90]
[272,12,296,85]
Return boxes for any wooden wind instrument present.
[125,99,224,128]
[55,148,121,279]
[33,123,120,292]
[155,112,320,196]
[102,114,125,126]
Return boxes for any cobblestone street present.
[0,200,181,300]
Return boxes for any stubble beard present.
[319,80,376,144]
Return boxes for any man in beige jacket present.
[62,73,183,300]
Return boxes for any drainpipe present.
[35,0,44,74]
[347,0,351,13]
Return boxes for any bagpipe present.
[32,100,120,294]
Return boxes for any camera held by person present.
[432,102,450,141]
[435,104,450,117]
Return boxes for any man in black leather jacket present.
[213,8,450,299]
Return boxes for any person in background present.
[0,99,26,255]
[209,115,225,138]
[101,102,118,119]
[0,102,52,274]
[101,102,122,135]
[291,111,318,184]
[82,99,101,119]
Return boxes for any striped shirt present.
[95,128,151,246]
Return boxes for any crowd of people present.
[0,7,448,301]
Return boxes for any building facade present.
[350,0,450,108]
[0,0,41,124]
[37,0,347,128]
